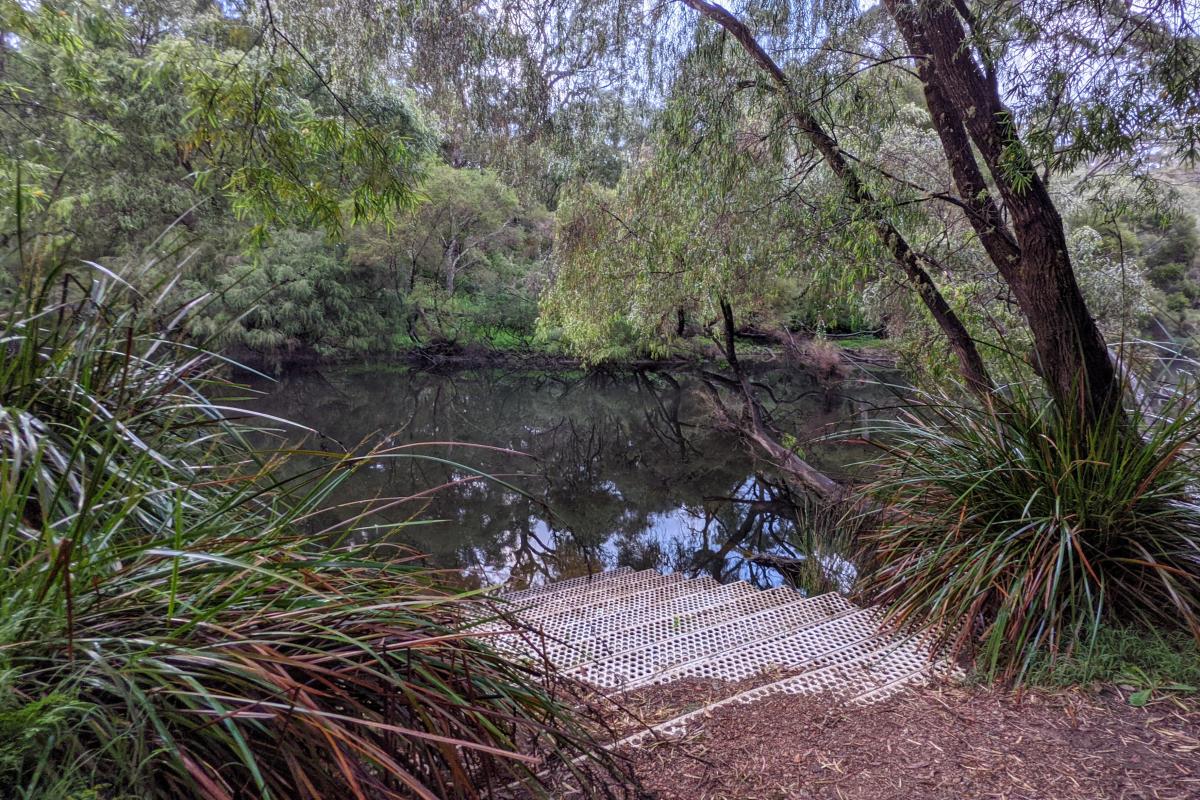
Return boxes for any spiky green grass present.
[1024,625,1199,704]
[0,268,627,799]
[861,384,1200,682]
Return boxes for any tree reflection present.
[242,366,877,590]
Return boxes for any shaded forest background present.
[4,0,1198,370]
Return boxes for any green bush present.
[0,268,623,798]
[186,229,410,362]
[862,384,1200,681]
[1148,261,1188,287]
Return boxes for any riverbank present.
[223,332,895,375]
[613,683,1200,799]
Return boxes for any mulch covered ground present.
[599,673,795,739]
[614,685,1200,800]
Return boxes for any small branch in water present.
[705,300,846,502]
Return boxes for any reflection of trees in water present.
[664,476,864,593]
[244,367,870,589]
[686,475,800,581]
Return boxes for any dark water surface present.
[240,365,890,591]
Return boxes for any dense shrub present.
[0,269,624,798]
[862,384,1200,681]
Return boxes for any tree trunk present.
[715,298,843,500]
[679,0,995,399]
[443,241,459,295]
[885,0,1123,423]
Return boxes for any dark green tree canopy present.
[1,0,433,272]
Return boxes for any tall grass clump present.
[862,382,1200,681]
[0,267,627,799]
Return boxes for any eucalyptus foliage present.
[541,51,871,361]
[0,0,432,268]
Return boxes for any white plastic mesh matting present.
[474,568,670,643]
[486,569,954,730]
[492,576,770,656]
[519,578,766,667]
[573,592,857,689]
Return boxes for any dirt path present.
[614,685,1200,799]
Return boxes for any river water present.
[240,364,892,592]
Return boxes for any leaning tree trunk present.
[681,0,1126,427]
[884,0,1123,424]
[713,298,843,500]
[679,0,995,399]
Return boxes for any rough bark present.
[679,0,995,398]
[443,239,460,295]
[885,0,1123,423]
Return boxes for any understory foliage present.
[1,0,557,364]
[863,382,1200,681]
[1024,626,1200,702]
[0,268,624,798]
